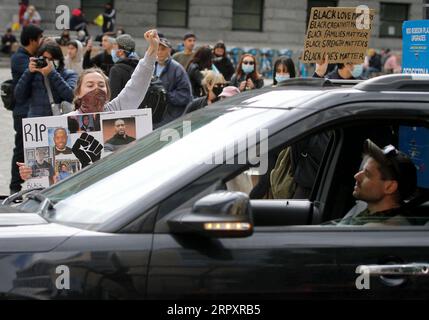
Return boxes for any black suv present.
[1,74,429,299]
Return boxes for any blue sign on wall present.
[402,20,429,74]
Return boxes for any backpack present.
[1,79,15,111]
[140,76,168,124]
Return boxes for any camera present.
[34,56,48,69]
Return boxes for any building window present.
[81,0,115,22]
[232,0,264,32]
[157,0,188,28]
[379,2,409,38]
[306,0,338,29]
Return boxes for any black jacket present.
[187,62,205,98]
[213,57,235,81]
[83,50,113,76]
[10,47,32,116]
[184,96,208,114]
[109,58,139,99]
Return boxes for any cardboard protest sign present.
[22,109,152,189]
[402,20,429,74]
[302,7,375,64]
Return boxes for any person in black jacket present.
[9,24,44,194]
[83,34,115,76]
[109,34,140,100]
[1,28,18,55]
[212,42,235,81]
[186,46,213,98]
[102,2,116,33]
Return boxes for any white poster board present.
[22,109,152,189]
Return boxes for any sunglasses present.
[382,144,401,180]
[242,61,255,65]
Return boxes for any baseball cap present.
[219,86,240,98]
[158,33,172,49]
[116,34,135,52]
[363,139,417,201]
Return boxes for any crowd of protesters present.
[2,2,405,194]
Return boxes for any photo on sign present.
[102,117,136,152]
[67,114,101,133]
[26,146,55,184]
[54,159,81,183]
[48,127,73,157]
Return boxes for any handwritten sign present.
[302,7,375,64]
[22,109,152,189]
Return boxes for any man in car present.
[339,139,417,226]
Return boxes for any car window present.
[33,106,288,229]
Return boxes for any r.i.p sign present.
[402,20,429,74]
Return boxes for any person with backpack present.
[8,24,44,194]
[153,34,192,125]
[109,34,139,100]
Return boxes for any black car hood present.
[0,208,81,253]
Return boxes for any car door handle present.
[357,263,429,276]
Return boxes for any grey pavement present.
[0,67,14,196]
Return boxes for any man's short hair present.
[54,127,67,136]
[183,33,196,41]
[20,24,43,46]
[363,139,417,201]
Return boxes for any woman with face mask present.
[14,40,78,118]
[272,56,296,85]
[183,70,226,114]
[212,42,235,81]
[17,29,160,180]
[230,54,264,92]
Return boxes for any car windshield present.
[30,105,289,228]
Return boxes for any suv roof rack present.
[355,74,429,92]
[276,78,362,88]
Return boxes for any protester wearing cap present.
[109,34,141,100]
[154,33,192,124]
[172,33,196,69]
[338,139,417,226]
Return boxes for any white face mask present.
[351,64,364,78]
[275,74,290,83]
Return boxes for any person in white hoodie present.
[64,40,84,75]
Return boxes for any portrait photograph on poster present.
[102,117,137,152]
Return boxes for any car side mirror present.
[168,191,253,238]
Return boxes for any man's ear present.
[384,180,398,195]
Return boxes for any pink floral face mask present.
[75,88,108,113]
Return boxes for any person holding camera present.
[14,41,78,117]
